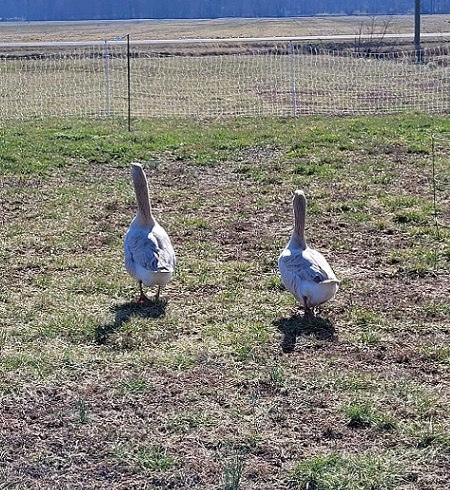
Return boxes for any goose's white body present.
[278,241,339,308]
[124,163,175,300]
[278,190,338,317]
[124,220,175,287]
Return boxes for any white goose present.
[278,190,339,320]
[124,163,175,302]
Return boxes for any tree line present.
[0,0,449,22]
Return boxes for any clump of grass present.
[116,444,176,473]
[342,399,396,431]
[407,419,450,450]
[388,248,444,275]
[166,411,215,434]
[269,363,285,388]
[118,376,151,395]
[75,398,89,424]
[176,216,210,229]
[420,345,450,365]
[350,306,383,328]
[342,400,376,428]
[266,274,284,291]
[222,452,246,490]
[390,379,442,419]
[328,372,374,393]
[136,447,175,472]
[393,211,428,225]
[421,301,450,318]
[356,329,381,346]
[289,451,408,490]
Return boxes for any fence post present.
[289,41,298,116]
[127,33,131,131]
[104,41,110,116]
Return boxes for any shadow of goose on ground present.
[95,298,167,345]
[273,314,337,353]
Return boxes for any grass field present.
[1,114,449,489]
[1,14,450,43]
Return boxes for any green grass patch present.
[341,399,397,431]
[289,451,410,490]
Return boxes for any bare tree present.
[354,15,394,55]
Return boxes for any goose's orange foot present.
[138,292,150,304]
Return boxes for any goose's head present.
[130,162,149,189]
[293,190,307,213]
[131,162,144,177]
[293,189,307,204]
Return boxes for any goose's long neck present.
[132,166,155,226]
[292,193,307,249]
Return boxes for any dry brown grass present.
[1,14,450,43]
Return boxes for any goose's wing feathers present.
[125,226,175,273]
[150,228,176,272]
[279,247,337,283]
[301,248,337,282]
